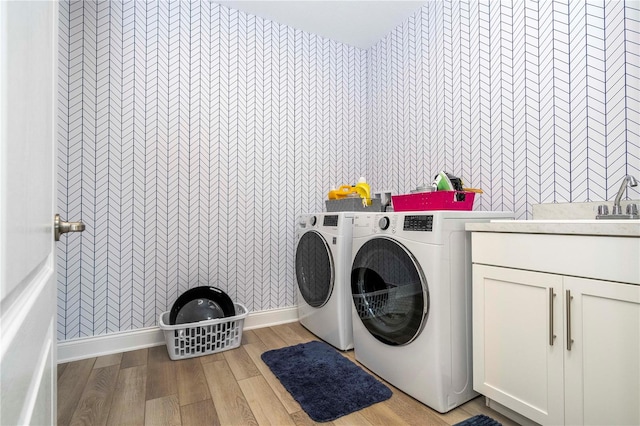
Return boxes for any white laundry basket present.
[159,302,248,360]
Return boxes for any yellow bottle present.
[355,177,372,206]
[355,177,370,199]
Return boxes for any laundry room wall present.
[56,0,639,342]
[56,1,366,340]
[365,0,639,218]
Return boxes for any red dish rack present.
[391,191,476,212]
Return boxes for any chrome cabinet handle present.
[566,289,573,351]
[54,214,85,241]
[549,288,555,346]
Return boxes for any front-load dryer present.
[350,210,513,412]
[295,212,354,350]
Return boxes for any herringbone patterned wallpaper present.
[368,0,639,218]
[57,1,366,339]
[57,0,639,341]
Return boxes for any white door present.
[563,277,640,426]
[472,264,565,425]
[0,2,63,424]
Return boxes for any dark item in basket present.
[433,171,465,200]
[169,286,235,325]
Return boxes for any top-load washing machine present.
[295,212,354,350]
[350,210,513,412]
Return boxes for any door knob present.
[54,214,85,241]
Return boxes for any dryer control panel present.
[323,215,339,227]
[403,215,434,231]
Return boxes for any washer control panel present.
[403,215,434,232]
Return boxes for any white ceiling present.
[214,1,426,49]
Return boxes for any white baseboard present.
[57,305,299,364]
[242,305,299,330]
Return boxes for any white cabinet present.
[471,232,640,426]
[563,276,640,426]
[473,265,564,424]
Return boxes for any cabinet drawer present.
[471,232,639,285]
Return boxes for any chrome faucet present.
[612,174,638,214]
[597,174,639,219]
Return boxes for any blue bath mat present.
[454,414,502,426]
[260,340,392,422]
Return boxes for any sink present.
[531,199,640,222]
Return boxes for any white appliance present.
[295,212,354,350]
[350,210,513,413]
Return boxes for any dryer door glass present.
[295,231,334,308]
[351,237,428,345]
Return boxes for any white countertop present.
[466,219,640,237]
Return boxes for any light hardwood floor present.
[57,322,518,426]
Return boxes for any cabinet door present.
[473,264,564,425]
[564,277,640,426]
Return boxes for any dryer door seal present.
[351,237,428,346]
[295,231,334,308]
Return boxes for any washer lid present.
[295,230,334,308]
[351,237,428,346]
